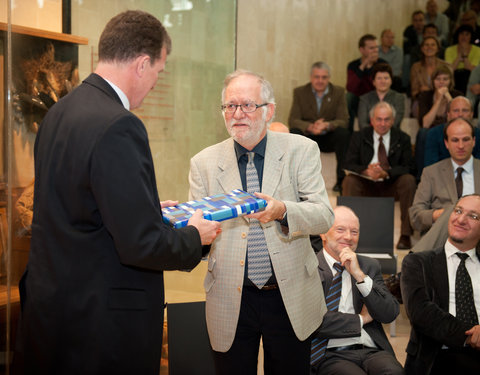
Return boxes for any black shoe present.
[396,235,411,249]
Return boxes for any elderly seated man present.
[310,205,404,375]
[342,102,416,249]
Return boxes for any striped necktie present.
[246,152,272,288]
[311,262,344,365]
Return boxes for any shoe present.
[396,235,411,249]
[333,183,342,193]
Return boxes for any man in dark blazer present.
[288,61,350,192]
[342,102,416,249]
[401,194,480,375]
[311,206,404,375]
[16,11,220,374]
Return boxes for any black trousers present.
[430,347,480,375]
[212,286,311,375]
[311,347,405,375]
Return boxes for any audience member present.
[410,36,450,117]
[401,194,480,375]
[358,63,405,129]
[410,24,445,65]
[425,0,450,46]
[378,29,403,91]
[346,34,386,133]
[418,65,461,129]
[415,67,461,180]
[289,62,350,192]
[310,206,404,375]
[424,96,480,167]
[455,9,480,46]
[342,102,416,250]
[445,24,480,93]
[189,70,334,375]
[404,10,425,56]
[410,117,480,253]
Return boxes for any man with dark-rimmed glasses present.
[189,70,334,374]
[401,194,480,375]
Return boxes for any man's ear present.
[135,55,150,77]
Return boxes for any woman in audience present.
[445,24,480,94]
[415,65,461,179]
[410,36,450,117]
[358,63,405,129]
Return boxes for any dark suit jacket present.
[18,73,203,374]
[313,251,399,356]
[343,127,414,181]
[288,82,348,133]
[401,247,480,375]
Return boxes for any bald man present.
[311,206,403,375]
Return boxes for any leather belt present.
[260,283,279,291]
[327,344,365,352]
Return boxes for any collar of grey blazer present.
[84,73,123,106]
[216,130,286,201]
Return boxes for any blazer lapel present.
[216,138,243,193]
[432,248,449,310]
[441,159,458,201]
[262,131,285,197]
[317,251,332,294]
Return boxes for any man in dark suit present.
[342,101,416,249]
[16,10,220,374]
[401,194,480,375]
[311,206,404,375]
[288,61,350,192]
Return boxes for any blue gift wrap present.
[162,189,267,228]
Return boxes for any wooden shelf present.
[0,22,88,45]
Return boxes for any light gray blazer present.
[188,130,334,352]
[410,157,480,252]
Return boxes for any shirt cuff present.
[356,275,373,297]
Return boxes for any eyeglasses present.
[453,207,480,221]
[221,102,268,114]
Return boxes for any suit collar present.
[83,73,123,106]
[432,247,450,309]
[262,131,286,197]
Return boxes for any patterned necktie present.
[455,252,479,327]
[246,152,272,288]
[455,167,464,199]
[311,262,344,365]
[378,136,390,171]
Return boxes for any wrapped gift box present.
[162,189,267,228]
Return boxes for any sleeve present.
[466,65,480,104]
[393,92,405,129]
[417,91,433,127]
[314,310,362,339]
[361,259,399,323]
[410,63,422,98]
[346,62,365,94]
[288,88,311,133]
[357,94,370,129]
[424,126,445,167]
[401,253,472,348]
[90,117,202,271]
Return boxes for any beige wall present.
[236,0,449,125]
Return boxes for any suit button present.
[240,260,244,266]
[241,232,247,239]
